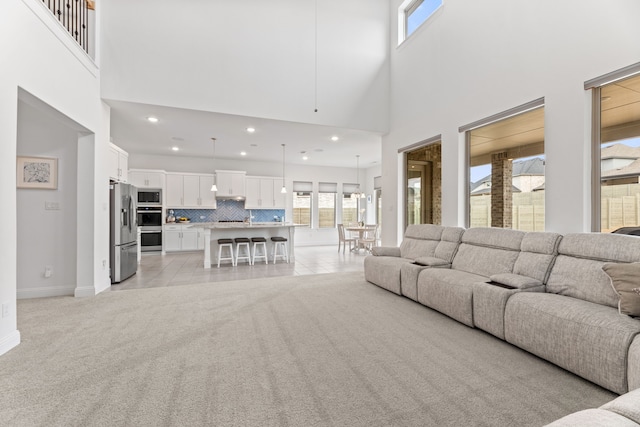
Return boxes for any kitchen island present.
[193,222,298,268]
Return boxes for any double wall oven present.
[137,189,163,252]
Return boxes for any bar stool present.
[217,238,235,267]
[235,237,252,265]
[251,237,268,265]
[271,236,289,264]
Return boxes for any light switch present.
[45,201,60,210]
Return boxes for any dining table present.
[345,225,376,253]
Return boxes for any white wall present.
[100,0,389,133]
[0,0,107,355]
[383,0,640,245]
[17,101,78,299]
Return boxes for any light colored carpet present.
[1,272,615,426]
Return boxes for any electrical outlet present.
[2,303,10,318]
[44,266,53,278]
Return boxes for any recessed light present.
[246,127,256,133]
[315,149,324,152]
[331,136,339,142]
[240,151,247,156]
[147,116,159,123]
[303,156,309,160]
[250,144,258,147]
[171,137,184,141]
[601,96,612,102]
[172,146,179,151]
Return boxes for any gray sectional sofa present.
[545,387,640,426]
[365,225,640,400]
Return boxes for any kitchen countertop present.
[189,222,298,229]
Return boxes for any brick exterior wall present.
[491,152,513,228]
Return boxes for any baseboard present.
[94,277,111,295]
[17,286,75,299]
[0,330,21,356]
[75,277,112,297]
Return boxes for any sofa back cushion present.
[434,227,465,262]
[451,228,525,277]
[546,233,640,307]
[513,232,562,283]
[399,224,444,260]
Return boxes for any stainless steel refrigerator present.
[110,182,138,283]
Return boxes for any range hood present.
[215,195,245,201]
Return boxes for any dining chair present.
[337,224,357,253]
[360,224,379,253]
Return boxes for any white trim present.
[584,61,640,89]
[0,330,21,357]
[398,134,442,153]
[21,0,98,77]
[74,278,111,297]
[17,285,75,299]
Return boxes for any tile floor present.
[110,245,367,291]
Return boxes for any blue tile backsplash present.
[167,200,285,223]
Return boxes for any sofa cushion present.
[371,246,401,257]
[601,387,640,424]
[547,255,622,308]
[434,227,465,262]
[489,273,543,289]
[546,234,640,308]
[602,262,640,317]
[417,268,488,327]
[364,256,411,295]
[505,292,640,394]
[544,408,640,427]
[451,228,524,277]
[399,224,444,260]
[558,233,640,263]
[513,232,562,283]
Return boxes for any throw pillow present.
[602,262,640,317]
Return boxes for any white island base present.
[198,223,297,268]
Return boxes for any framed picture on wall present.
[16,156,58,190]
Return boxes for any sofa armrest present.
[489,273,543,290]
[413,256,450,268]
[371,246,401,257]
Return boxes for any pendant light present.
[351,154,365,199]
[210,138,218,192]
[280,143,287,194]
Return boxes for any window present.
[399,0,442,44]
[466,104,545,231]
[318,182,337,228]
[594,72,640,232]
[292,181,313,227]
[342,183,361,225]
[293,192,312,227]
[405,142,441,226]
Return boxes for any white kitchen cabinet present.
[108,143,128,182]
[215,170,246,198]
[163,224,202,252]
[128,169,165,189]
[166,173,216,208]
[246,176,285,209]
[165,174,184,207]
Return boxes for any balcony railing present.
[41,0,93,53]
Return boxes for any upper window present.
[399,0,442,44]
